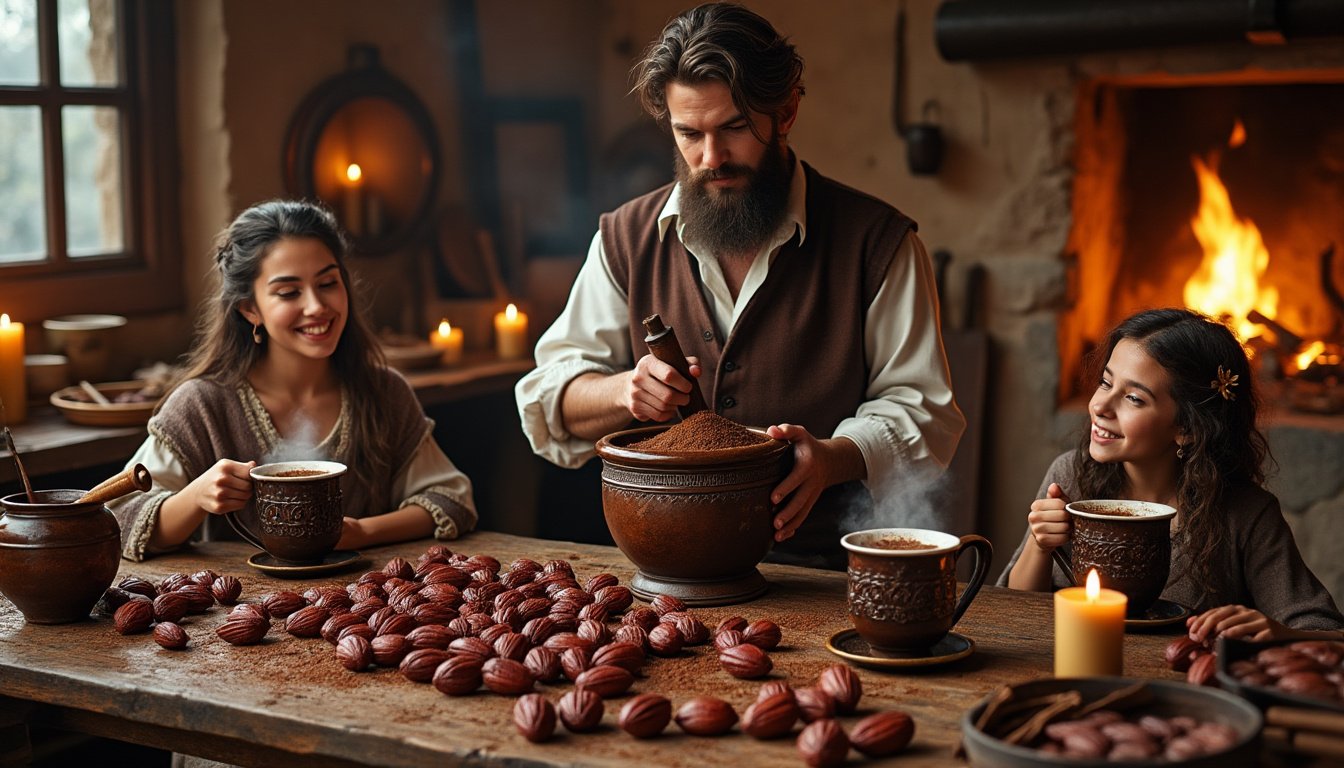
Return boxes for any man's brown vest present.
[601,162,915,440]
[599,163,917,568]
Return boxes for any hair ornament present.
[1211,366,1239,401]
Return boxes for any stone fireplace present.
[932,17,1344,602]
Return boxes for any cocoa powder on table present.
[630,412,768,453]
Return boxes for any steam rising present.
[839,461,960,536]
[262,412,327,464]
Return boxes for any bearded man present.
[515,2,963,568]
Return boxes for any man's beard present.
[675,134,792,256]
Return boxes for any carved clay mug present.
[227,461,346,564]
[841,528,992,655]
[1053,499,1176,616]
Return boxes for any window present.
[0,0,179,318]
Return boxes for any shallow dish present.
[50,380,158,427]
[827,628,974,670]
[381,343,443,371]
[961,676,1262,767]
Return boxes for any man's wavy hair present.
[1073,308,1271,602]
[631,2,804,143]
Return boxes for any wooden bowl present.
[381,343,443,371]
[594,424,790,607]
[960,677,1262,767]
[50,380,158,427]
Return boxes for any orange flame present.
[1181,126,1277,342]
[1085,569,1101,600]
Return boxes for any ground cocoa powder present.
[630,412,768,453]
[871,537,938,551]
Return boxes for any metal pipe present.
[935,0,1344,62]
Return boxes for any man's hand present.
[764,424,861,542]
[623,353,703,423]
[184,459,255,515]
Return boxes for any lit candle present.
[343,163,364,237]
[429,319,464,366]
[494,303,529,360]
[0,314,27,423]
[1054,568,1126,677]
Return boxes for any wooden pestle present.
[78,464,152,505]
[642,314,708,416]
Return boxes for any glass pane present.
[0,106,47,263]
[58,0,118,86]
[63,105,123,256]
[0,0,39,85]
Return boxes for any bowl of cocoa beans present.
[960,677,1262,766]
[1216,637,1344,714]
[595,412,791,608]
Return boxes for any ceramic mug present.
[1052,499,1176,616]
[228,460,346,564]
[841,528,993,655]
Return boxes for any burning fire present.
[1182,121,1278,342]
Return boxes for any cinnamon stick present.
[955,684,1015,758]
[1003,691,1082,746]
[78,464,152,504]
[1074,681,1152,718]
[1267,706,1344,737]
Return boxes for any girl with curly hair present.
[1001,308,1342,642]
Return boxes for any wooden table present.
[0,532,1185,767]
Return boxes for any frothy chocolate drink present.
[1082,505,1139,517]
[869,536,937,550]
[275,469,324,478]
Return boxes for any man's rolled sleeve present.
[515,357,618,468]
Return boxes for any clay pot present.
[0,490,121,624]
[595,425,790,607]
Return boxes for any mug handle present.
[950,534,994,628]
[1051,548,1078,587]
[225,511,266,552]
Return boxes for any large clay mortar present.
[595,425,790,607]
[0,490,121,623]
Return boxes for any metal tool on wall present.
[893,4,945,176]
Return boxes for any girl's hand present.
[336,517,367,550]
[1027,483,1072,552]
[1187,604,1292,643]
[185,459,255,515]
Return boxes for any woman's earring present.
[1176,446,1185,460]
[252,323,264,345]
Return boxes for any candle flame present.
[1085,569,1101,600]
[505,303,518,321]
[438,319,452,335]
[0,314,9,327]
[1228,119,1246,149]
[346,163,362,183]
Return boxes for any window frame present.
[0,0,181,318]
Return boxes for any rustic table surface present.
[0,532,1189,767]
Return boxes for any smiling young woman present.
[106,200,477,562]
